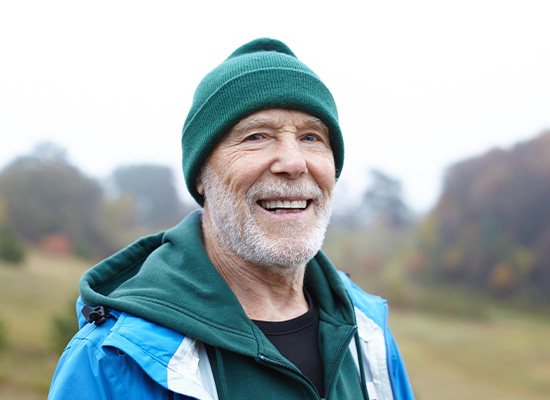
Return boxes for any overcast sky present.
[1,1,549,212]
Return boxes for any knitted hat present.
[181,38,344,205]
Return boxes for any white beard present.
[201,165,332,273]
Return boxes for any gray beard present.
[201,165,332,273]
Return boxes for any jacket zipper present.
[257,325,357,400]
[257,354,325,400]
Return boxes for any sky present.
[1,1,549,212]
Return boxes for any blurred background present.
[1,1,549,399]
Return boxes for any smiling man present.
[49,39,414,400]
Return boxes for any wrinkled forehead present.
[230,109,329,136]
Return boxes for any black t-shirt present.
[253,292,324,396]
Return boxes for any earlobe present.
[196,178,205,195]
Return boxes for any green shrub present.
[0,318,7,351]
[0,224,25,264]
[50,301,78,354]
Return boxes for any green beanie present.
[181,37,344,205]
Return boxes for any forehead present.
[230,109,328,134]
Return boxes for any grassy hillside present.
[0,250,88,400]
[391,309,550,399]
[1,250,549,399]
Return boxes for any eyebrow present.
[231,116,276,133]
[231,115,328,134]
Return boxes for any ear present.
[196,176,205,196]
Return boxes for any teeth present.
[260,200,307,209]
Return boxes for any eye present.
[303,134,320,142]
[244,133,264,141]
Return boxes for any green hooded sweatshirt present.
[80,210,367,399]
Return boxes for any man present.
[49,38,414,400]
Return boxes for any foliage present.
[332,168,414,230]
[50,301,78,354]
[362,169,413,229]
[98,195,140,246]
[0,317,6,351]
[111,164,186,229]
[0,199,25,263]
[0,142,113,258]
[0,143,195,260]
[416,131,550,299]
[324,225,414,304]
[0,223,26,264]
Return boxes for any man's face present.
[199,109,336,272]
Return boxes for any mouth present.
[257,199,311,213]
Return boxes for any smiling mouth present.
[257,199,310,213]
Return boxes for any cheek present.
[320,175,336,198]
[310,155,336,193]
[219,157,266,196]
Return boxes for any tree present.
[0,199,25,263]
[0,142,112,258]
[360,169,412,229]
[111,164,186,229]
[419,130,550,299]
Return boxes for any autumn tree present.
[418,131,550,298]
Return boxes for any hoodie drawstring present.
[214,347,229,400]
[354,331,370,400]
[205,344,229,400]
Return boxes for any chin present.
[236,226,326,271]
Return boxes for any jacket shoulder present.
[49,313,168,399]
[337,270,387,328]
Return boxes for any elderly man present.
[49,38,414,400]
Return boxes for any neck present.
[202,213,309,321]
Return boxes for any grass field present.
[391,310,550,399]
[1,250,549,399]
[0,251,87,400]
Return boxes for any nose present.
[269,138,308,179]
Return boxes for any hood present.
[80,210,356,356]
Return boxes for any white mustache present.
[247,179,323,205]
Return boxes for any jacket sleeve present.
[48,324,170,400]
